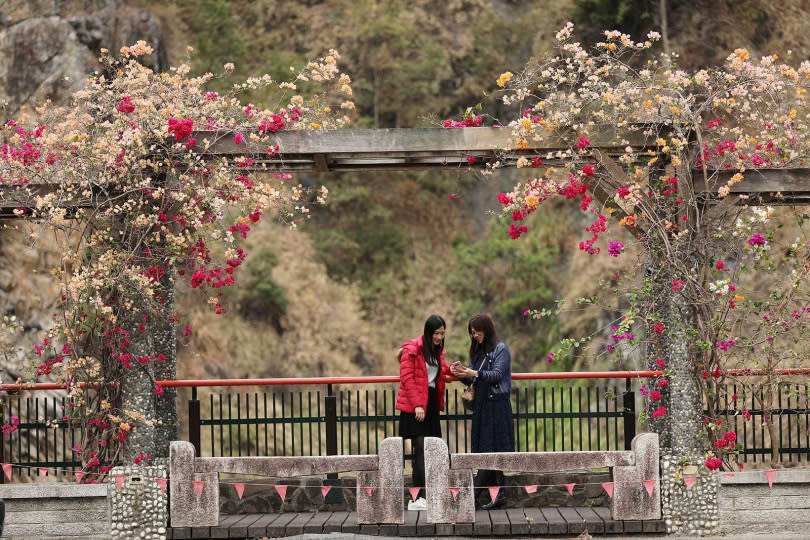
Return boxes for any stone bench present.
[169,437,404,526]
[424,433,660,524]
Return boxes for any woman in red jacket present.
[396,314,450,510]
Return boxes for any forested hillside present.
[2,0,809,382]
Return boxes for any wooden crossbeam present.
[2,128,810,217]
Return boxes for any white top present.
[426,361,439,388]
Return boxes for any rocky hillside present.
[3,0,810,384]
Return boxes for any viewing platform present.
[167,507,667,538]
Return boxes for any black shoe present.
[480,493,506,510]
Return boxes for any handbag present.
[460,354,488,412]
[461,384,476,411]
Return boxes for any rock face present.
[0,0,168,118]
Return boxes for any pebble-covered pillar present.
[109,464,169,540]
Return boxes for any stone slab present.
[719,493,810,510]
[0,483,108,498]
[720,470,810,484]
[196,454,378,476]
[451,450,634,472]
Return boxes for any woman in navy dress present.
[451,313,514,509]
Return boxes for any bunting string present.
[0,461,792,496]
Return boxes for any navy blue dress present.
[469,342,515,453]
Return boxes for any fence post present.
[325,384,338,460]
[623,379,636,451]
[188,387,201,456]
[323,384,341,502]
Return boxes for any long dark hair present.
[468,313,498,359]
[422,314,446,366]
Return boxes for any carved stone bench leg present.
[169,441,219,527]
[612,432,661,520]
[358,437,403,524]
[425,437,474,523]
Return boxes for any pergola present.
[1,125,808,459]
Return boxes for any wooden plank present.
[359,523,379,535]
[302,510,331,534]
[489,509,511,535]
[540,508,567,535]
[209,514,243,538]
[265,512,297,538]
[246,513,281,537]
[505,508,530,535]
[559,507,587,534]
[191,525,213,539]
[399,509,419,536]
[593,506,623,534]
[454,519,475,536]
[623,518,643,533]
[341,511,359,534]
[379,523,399,536]
[643,518,667,533]
[435,522,455,536]
[522,507,549,535]
[200,127,651,157]
[472,509,492,536]
[170,527,190,539]
[284,512,315,536]
[575,507,605,533]
[228,514,263,538]
[695,168,810,195]
[415,511,434,536]
[323,511,349,533]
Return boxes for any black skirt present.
[399,386,442,439]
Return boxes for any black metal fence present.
[3,378,810,481]
[191,380,633,459]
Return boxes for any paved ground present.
[273,534,807,540]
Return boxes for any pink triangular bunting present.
[192,480,204,497]
[38,467,48,478]
[488,486,500,502]
[364,486,374,496]
[115,475,126,491]
[524,485,538,494]
[234,482,245,499]
[563,483,575,496]
[274,484,288,501]
[642,479,656,496]
[601,482,614,498]
[75,471,85,484]
[683,476,697,488]
[408,487,421,501]
[320,485,332,498]
[155,477,167,495]
[765,469,777,487]
[1,463,11,480]
[449,487,460,501]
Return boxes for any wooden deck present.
[167,508,667,538]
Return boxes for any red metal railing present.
[3,367,810,392]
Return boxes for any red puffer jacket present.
[395,335,449,413]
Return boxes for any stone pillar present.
[109,464,169,540]
[424,437,474,523]
[661,452,719,535]
[646,247,703,454]
[169,441,218,527]
[122,271,177,462]
[357,437,403,524]
[612,433,660,520]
